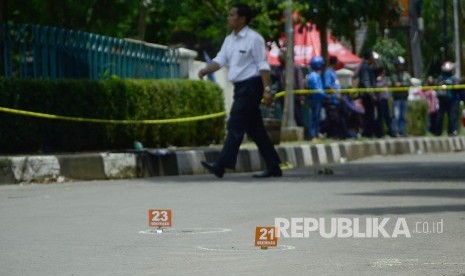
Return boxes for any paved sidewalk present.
[1,136,465,184]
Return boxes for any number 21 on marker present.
[148,209,172,227]
[255,226,278,247]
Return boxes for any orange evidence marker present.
[148,209,172,231]
[255,226,278,250]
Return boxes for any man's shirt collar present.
[232,26,249,38]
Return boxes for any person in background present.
[323,56,342,103]
[322,56,346,139]
[198,3,282,178]
[306,56,325,141]
[391,56,411,137]
[358,50,377,138]
[374,66,393,137]
[460,78,465,129]
[436,61,461,136]
[415,75,439,134]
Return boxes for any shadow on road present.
[287,162,465,183]
[156,161,465,183]
[342,189,465,199]
[331,204,465,215]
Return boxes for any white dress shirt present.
[213,26,270,83]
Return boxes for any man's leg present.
[436,101,445,136]
[362,96,375,137]
[216,96,248,170]
[399,100,408,136]
[246,103,281,171]
[391,100,400,136]
[448,99,459,135]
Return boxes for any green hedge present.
[0,78,225,154]
[404,99,464,136]
[406,99,428,136]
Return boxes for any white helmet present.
[441,61,455,72]
[394,56,405,65]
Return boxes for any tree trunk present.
[458,0,464,77]
[348,21,357,54]
[379,8,386,36]
[137,1,147,41]
[320,23,328,61]
[0,0,6,76]
[0,0,6,22]
[410,0,423,77]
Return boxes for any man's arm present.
[260,69,273,105]
[198,62,221,79]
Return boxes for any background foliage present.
[2,0,464,77]
[373,37,406,75]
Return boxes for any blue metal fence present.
[0,23,180,79]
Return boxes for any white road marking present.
[197,244,295,251]
[138,227,232,236]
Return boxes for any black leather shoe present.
[201,161,225,178]
[253,167,282,178]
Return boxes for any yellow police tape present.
[0,106,226,125]
[1,84,463,125]
[275,84,465,99]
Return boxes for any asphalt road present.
[1,151,465,276]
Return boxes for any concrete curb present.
[1,136,464,184]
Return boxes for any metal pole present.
[443,0,448,61]
[282,0,296,127]
[409,0,423,77]
[453,0,461,78]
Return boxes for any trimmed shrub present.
[406,99,428,136]
[0,78,225,154]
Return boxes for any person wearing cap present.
[436,61,461,136]
[391,56,411,137]
[198,3,282,178]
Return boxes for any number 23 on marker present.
[148,209,172,227]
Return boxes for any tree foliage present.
[2,0,464,77]
[373,37,406,75]
[421,0,461,77]
[3,0,140,38]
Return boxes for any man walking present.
[198,3,282,178]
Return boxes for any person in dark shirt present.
[358,50,377,138]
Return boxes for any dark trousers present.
[361,95,376,138]
[294,97,304,127]
[217,76,281,170]
[428,112,439,135]
[376,98,392,137]
[436,98,459,135]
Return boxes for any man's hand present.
[198,68,207,79]
[198,62,220,80]
[263,91,273,106]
